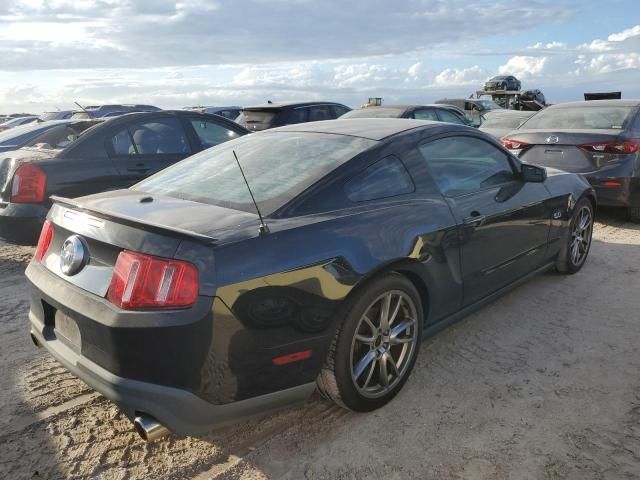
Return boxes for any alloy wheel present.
[570,206,592,267]
[349,290,419,399]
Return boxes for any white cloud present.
[498,56,547,78]
[608,25,640,42]
[433,66,487,86]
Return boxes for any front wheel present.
[317,274,423,411]
[556,198,594,274]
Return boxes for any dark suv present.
[0,111,248,244]
[236,101,351,131]
[484,75,521,92]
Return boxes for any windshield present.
[341,107,405,119]
[134,132,377,214]
[481,113,532,129]
[476,100,501,111]
[520,106,636,130]
[236,111,277,131]
[24,122,98,150]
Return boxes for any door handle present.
[463,211,486,226]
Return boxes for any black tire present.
[316,273,423,412]
[628,206,640,223]
[556,198,594,274]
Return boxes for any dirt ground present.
[1,208,639,480]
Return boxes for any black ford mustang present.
[26,119,595,441]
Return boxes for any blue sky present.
[0,0,639,113]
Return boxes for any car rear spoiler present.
[50,195,217,244]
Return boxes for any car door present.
[418,134,552,305]
[108,117,193,186]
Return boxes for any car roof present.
[242,101,344,110]
[266,118,461,141]
[546,100,640,109]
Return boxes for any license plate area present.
[42,300,82,350]
[54,311,82,350]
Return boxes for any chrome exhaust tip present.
[30,331,41,348]
[133,414,170,442]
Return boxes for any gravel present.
[1,208,639,480]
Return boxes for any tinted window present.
[236,111,276,131]
[112,118,191,155]
[345,156,414,202]
[189,119,240,149]
[437,109,466,125]
[413,109,439,121]
[418,136,516,196]
[26,123,96,150]
[111,129,135,155]
[286,108,308,124]
[332,105,351,117]
[309,105,333,121]
[135,132,376,214]
[521,106,636,130]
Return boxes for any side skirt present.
[423,261,555,339]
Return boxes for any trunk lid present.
[509,129,627,173]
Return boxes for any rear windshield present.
[0,123,52,145]
[341,108,405,119]
[134,132,376,214]
[482,113,532,129]
[23,122,99,150]
[236,110,277,131]
[521,106,637,130]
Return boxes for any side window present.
[437,109,466,125]
[111,129,134,155]
[189,119,240,149]
[309,105,333,121]
[120,118,191,155]
[345,156,415,202]
[418,136,516,196]
[413,109,439,121]
[286,108,308,125]
[332,105,350,117]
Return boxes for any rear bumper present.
[0,202,48,245]
[25,261,315,435]
[585,176,640,208]
[29,324,314,436]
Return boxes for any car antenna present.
[232,149,270,235]
[74,101,93,118]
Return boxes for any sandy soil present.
[1,208,639,480]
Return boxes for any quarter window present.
[190,119,240,149]
[418,136,516,196]
[345,156,414,202]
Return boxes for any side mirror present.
[521,163,547,182]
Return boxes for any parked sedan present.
[479,110,535,139]
[236,101,351,131]
[341,104,473,126]
[0,116,39,131]
[26,119,595,441]
[484,75,521,92]
[502,100,640,221]
[0,120,99,153]
[0,111,248,244]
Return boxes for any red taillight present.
[107,251,199,310]
[11,163,47,203]
[34,220,53,262]
[501,137,530,155]
[603,181,622,187]
[579,141,640,154]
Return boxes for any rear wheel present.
[556,198,594,274]
[317,274,423,411]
